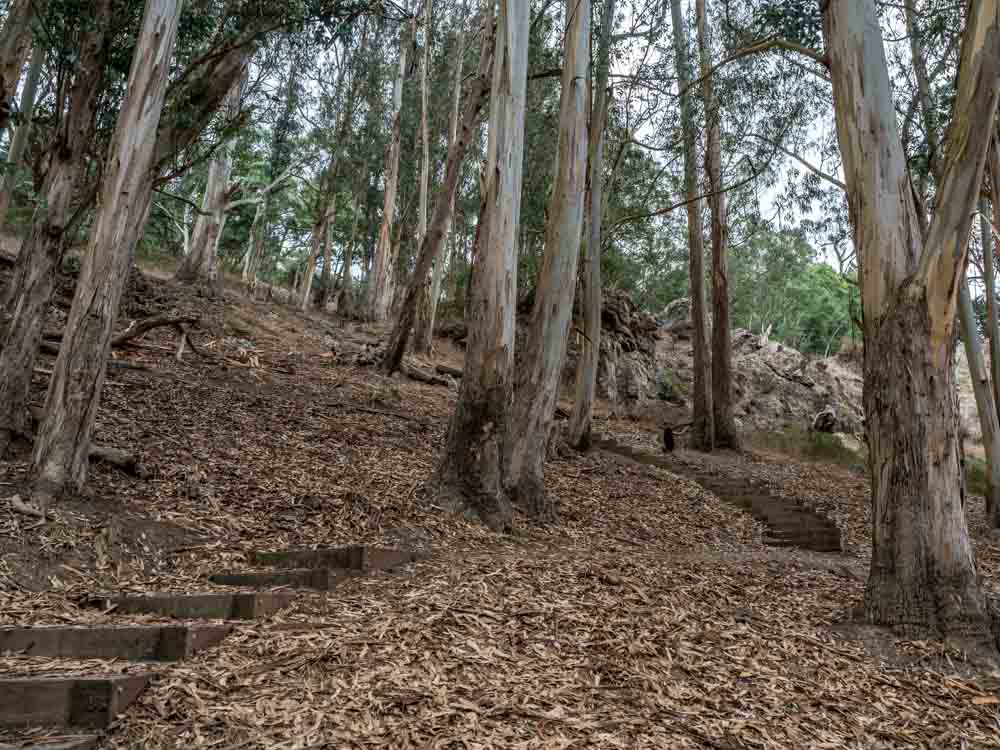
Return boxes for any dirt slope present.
[1,269,999,748]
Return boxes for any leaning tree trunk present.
[301,203,331,311]
[0,1,111,458]
[0,0,37,132]
[507,0,589,516]
[381,19,496,374]
[670,0,712,451]
[697,0,737,449]
[824,0,1000,652]
[242,194,269,291]
[175,69,245,296]
[569,0,615,451]
[368,17,414,322]
[0,42,43,226]
[30,0,183,508]
[410,0,435,353]
[434,0,525,530]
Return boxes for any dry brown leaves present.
[1,278,1000,748]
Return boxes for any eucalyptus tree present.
[435,0,527,530]
[29,0,184,510]
[823,0,1000,653]
[508,0,590,517]
[0,42,43,226]
[0,0,37,131]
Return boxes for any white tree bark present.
[30,0,183,507]
[175,69,246,296]
[0,0,37,131]
[410,0,435,352]
[824,0,1000,649]
[508,0,590,516]
[368,15,415,321]
[435,0,527,530]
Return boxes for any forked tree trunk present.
[30,0,183,507]
[242,194,269,290]
[410,0,435,353]
[368,16,414,322]
[435,0,526,530]
[0,1,111,457]
[569,0,615,451]
[301,203,331,311]
[175,69,246,296]
[0,42,43,226]
[670,0,712,451]
[381,20,496,374]
[824,0,1000,652]
[0,0,37,132]
[696,0,737,449]
[507,0,589,516]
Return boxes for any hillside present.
[1,267,999,748]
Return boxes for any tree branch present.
[747,133,846,191]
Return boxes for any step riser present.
[0,735,99,750]
[0,676,148,730]
[210,568,352,591]
[0,626,230,662]
[249,546,421,571]
[113,593,293,620]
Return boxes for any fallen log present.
[112,314,199,347]
[434,363,463,378]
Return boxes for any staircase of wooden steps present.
[0,545,423,749]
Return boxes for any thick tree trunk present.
[381,20,495,374]
[368,17,414,322]
[336,191,363,314]
[670,0,712,451]
[30,0,183,507]
[697,0,737,450]
[410,0,435,354]
[319,209,334,308]
[507,0,589,516]
[435,0,526,530]
[301,208,330,312]
[0,1,111,458]
[0,42,43,226]
[174,70,245,296]
[824,0,1000,651]
[569,0,615,451]
[0,0,36,132]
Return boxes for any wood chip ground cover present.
[0,281,998,747]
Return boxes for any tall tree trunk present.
[337,188,364,314]
[319,207,334,308]
[824,0,1000,652]
[670,0,712,451]
[175,69,246,296]
[570,0,614,451]
[0,1,111,458]
[410,0,436,353]
[0,42,43,226]
[242,194,269,291]
[507,0,589,516]
[959,276,1000,525]
[987,152,1000,421]
[30,0,183,507]
[301,199,332,311]
[434,0,526,530]
[696,0,737,449]
[368,16,414,321]
[0,0,37,132]
[381,19,495,373]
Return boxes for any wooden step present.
[0,674,149,729]
[0,625,230,662]
[248,545,422,572]
[0,735,100,750]
[112,592,293,620]
[210,568,353,591]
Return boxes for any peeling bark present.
[508,0,590,517]
[435,0,526,530]
[0,42,43,226]
[0,1,111,458]
[824,0,1000,652]
[30,0,183,507]
[0,0,36,131]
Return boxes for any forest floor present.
[1,267,1000,748]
